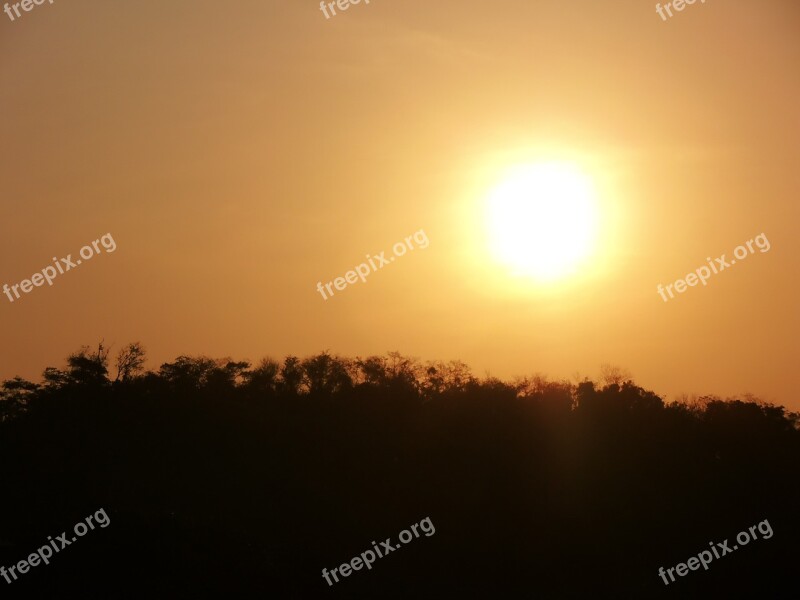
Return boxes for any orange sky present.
[1,0,798,407]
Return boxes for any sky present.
[1,0,798,407]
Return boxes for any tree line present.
[0,343,798,597]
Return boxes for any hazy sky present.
[1,0,798,407]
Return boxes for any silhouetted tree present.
[242,358,280,399]
[39,342,110,390]
[301,352,352,396]
[0,377,38,421]
[278,355,304,396]
[599,363,632,387]
[115,342,147,382]
[158,355,219,391]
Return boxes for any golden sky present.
[1,0,798,407]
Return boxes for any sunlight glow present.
[485,162,599,281]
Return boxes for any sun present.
[485,162,599,281]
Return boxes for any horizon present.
[3,343,796,411]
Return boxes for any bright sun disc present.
[486,162,599,281]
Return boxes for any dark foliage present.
[0,346,798,598]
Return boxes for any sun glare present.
[485,162,599,281]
